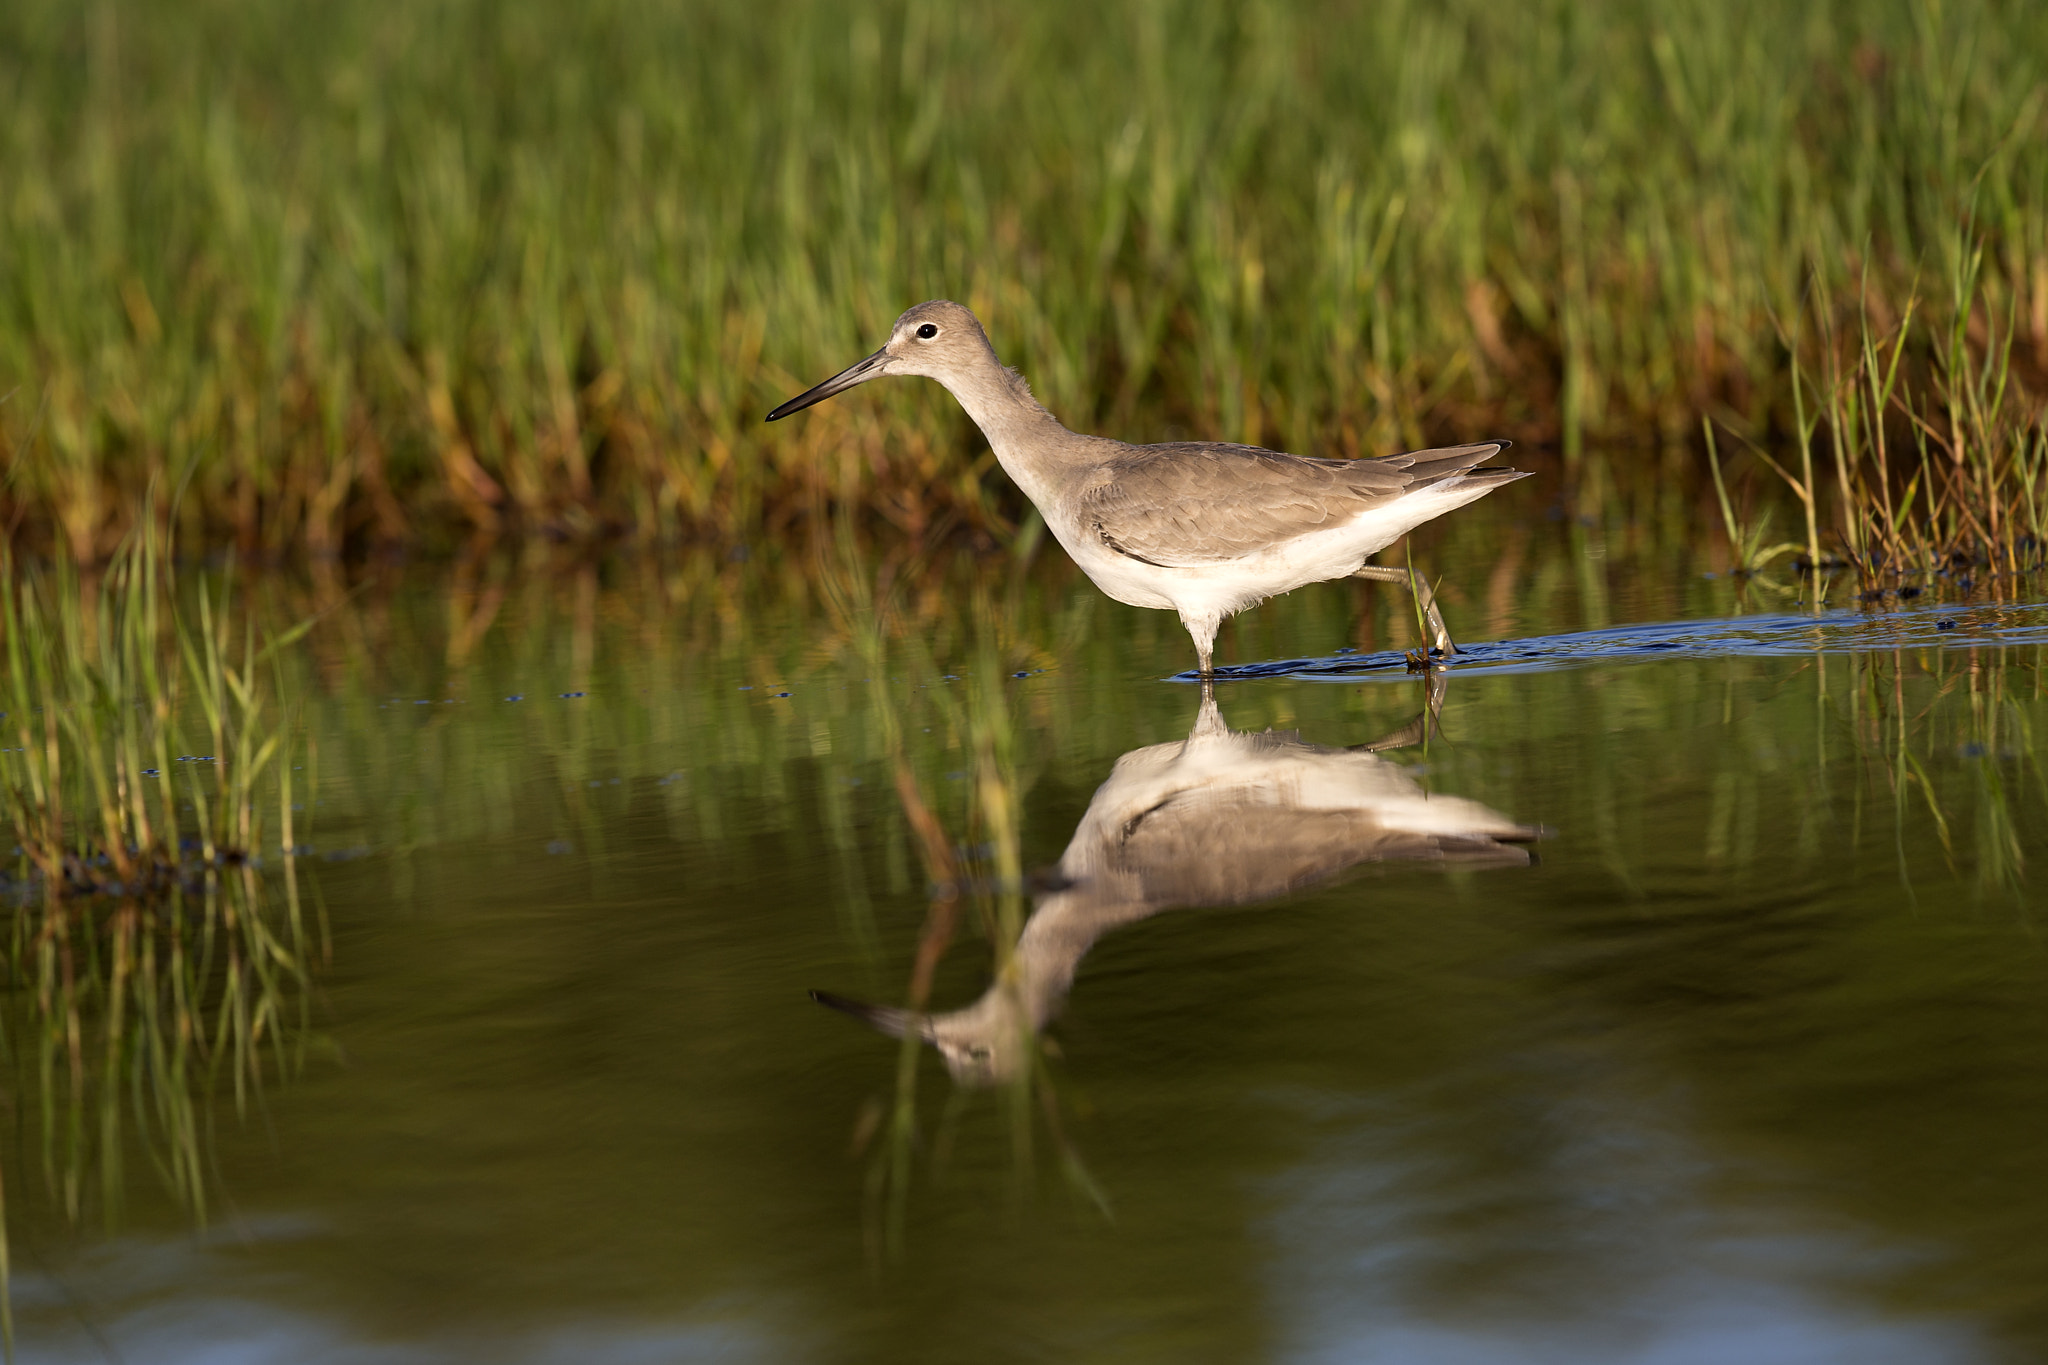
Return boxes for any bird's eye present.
[916,323,939,339]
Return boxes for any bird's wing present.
[1112,789,1531,907]
[1116,799,1386,905]
[1077,442,1511,567]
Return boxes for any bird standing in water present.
[767,301,1527,674]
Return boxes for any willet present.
[768,301,1530,674]
[813,686,1541,1084]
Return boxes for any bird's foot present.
[1404,647,1440,673]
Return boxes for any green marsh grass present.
[1,0,2044,560]
[1711,240,2048,586]
[0,535,313,1344]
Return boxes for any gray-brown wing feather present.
[1079,442,1513,567]
[1113,792,1533,907]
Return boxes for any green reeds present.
[1730,247,2048,586]
[1704,418,1802,574]
[0,0,2043,557]
[0,532,312,1343]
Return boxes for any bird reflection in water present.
[815,681,1542,1084]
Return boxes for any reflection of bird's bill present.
[808,988,933,1043]
[765,349,888,421]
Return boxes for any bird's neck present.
[937,356,1088,507]
[1005,889,1156,1025]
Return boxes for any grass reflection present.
[248,532,2047,925]
[1849,641,2045,898]
[807,526,1078,1259]
[1,535,2041,1354]
[1,535,313,1350]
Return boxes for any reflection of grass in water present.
[56,539,2032,1294]
[241,528,2048,938]
[1562,624,2047,911]
[812,528,1104,1262]
[0,534,312,1348]
[270,536,2046,918]
[1852,641,2045,898]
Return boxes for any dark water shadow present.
[1183,601,2048,684]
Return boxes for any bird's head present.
[809,983,1032,1086]
[766,300,993,421]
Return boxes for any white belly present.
[1049,479,1497,626]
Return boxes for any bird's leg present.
[1190,680,1228,738]
[1354,564,1457,657]
[1186,615,1220,679]
[1422,664,1448,720]
[1351,669,1449,753]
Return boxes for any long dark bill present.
[765,349,888,421]
[808,988,937,1043]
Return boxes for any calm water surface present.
[14,528,2048,1364]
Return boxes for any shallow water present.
[11,530,2048,1364]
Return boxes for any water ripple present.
[1185,602,2048,683]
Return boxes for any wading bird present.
[767,301,1528,673]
